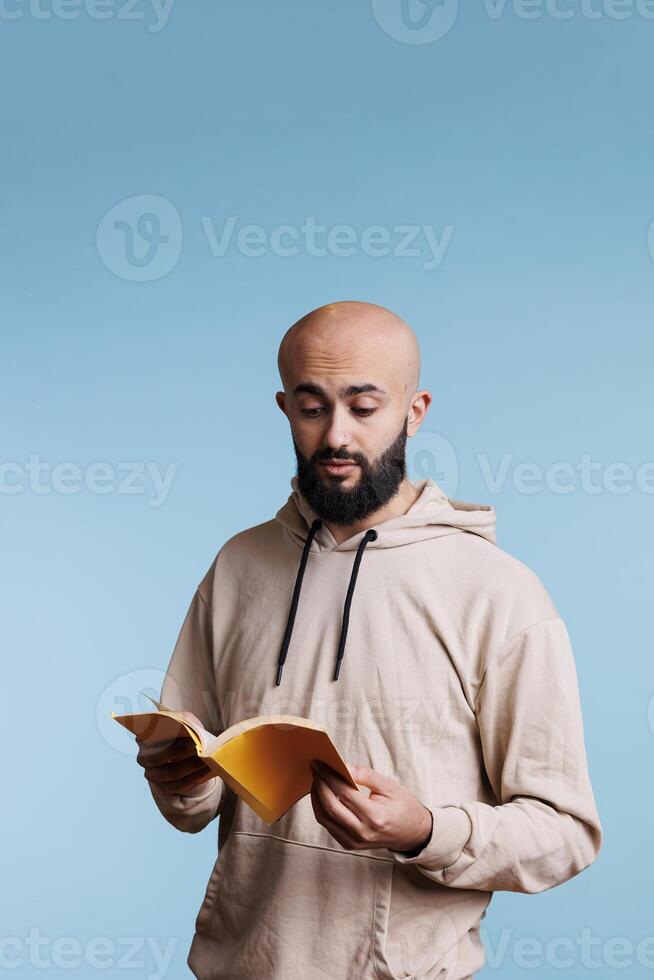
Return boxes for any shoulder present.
[196,518,284,601]
[440,530,561,633]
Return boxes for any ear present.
[275,391,288,416]
[407,389,432,437]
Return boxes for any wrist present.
[396,805,433,857]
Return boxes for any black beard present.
[292,418,408,526]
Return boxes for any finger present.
[312,763,377,824]
[311,762,353,797]
[136,737,197,768]
[146,758,210,787]
[310,784,362,850]
[347,763,397,798]
[157,769,215,795]
[311,772,366,839]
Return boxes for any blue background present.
[2,1,652,976]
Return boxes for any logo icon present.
[96,194,182,282]
[371,0,459,44]
[97,667,168,754]
[407,430,459,497]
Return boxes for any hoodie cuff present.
[390,806,472,871]
[179,775,220,799]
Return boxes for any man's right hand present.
[136,711,216,796]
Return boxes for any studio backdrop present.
[2,2,652,979]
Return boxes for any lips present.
[320,460,358,475]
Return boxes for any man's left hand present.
[310,761,433,855]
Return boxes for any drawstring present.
[275,521,378,686]
[275,518,322,686]
[332,529,378,681]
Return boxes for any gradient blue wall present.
[2,1,653,976]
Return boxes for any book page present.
[139,692,215,750]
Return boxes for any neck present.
[323,477,421,546]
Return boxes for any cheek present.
[292,424,320,460]
[364,430,395,462]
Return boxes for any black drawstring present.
[332,528,378,680]
[275,518,323,686]
[275,521,378,686]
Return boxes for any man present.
[136,301,602,979]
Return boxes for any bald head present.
[277,301,421,405]
[276,301,432,525]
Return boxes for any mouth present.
[319,460,359,476]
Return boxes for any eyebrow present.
[292,382,387,399]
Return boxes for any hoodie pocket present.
[372,861,462,980]
[194,847,227,937]
[192,832,396,979]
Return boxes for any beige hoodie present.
[148,477,602,980]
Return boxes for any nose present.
[321,404,353,453]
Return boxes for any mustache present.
[314,451,364,464]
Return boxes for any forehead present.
[284,338,405,398]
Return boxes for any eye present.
[300,406,377,418]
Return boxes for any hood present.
[275,476,497,552]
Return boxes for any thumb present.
[348,763,396,797]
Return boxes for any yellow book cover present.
[112,694,360,825]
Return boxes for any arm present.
[390,618,603,893]
[146,588,226,835]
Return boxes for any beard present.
[292,417,408,526]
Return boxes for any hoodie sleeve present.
[390,617,603,893]
[146,588,226,835]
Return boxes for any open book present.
[112,694,359,825]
